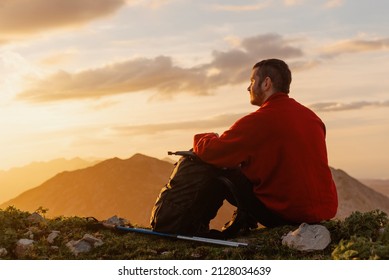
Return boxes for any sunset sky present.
[0,0,388,179]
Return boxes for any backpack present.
[150,151,230,235]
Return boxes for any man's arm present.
[193,114,259,168]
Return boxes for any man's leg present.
[220,170,289,236]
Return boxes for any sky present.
[0,0,388,179]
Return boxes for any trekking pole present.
[167,150,196,157]
[115,226,248,248]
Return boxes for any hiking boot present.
[221,210,258,238]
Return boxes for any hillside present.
[2,154,389,229]
[0,158,98,204]
[1,154,177,227]
[359,179,389,198]
[330,168,389,219]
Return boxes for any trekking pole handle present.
[167,151,196,157]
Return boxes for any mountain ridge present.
[2,154,389,228]
[0,157,99,204]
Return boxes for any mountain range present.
[0,158,98,205]
[1,154,389,229]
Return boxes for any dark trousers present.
[226,169,291,227]
[201,168,290,228]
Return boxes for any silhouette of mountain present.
[0,154,175,226]
[0,158,98,204]
[1,154,388,229]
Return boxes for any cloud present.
[211,1,271,12]
[309,100,389,112]
[323,0,344,9]
[0,51,41,99]
[17,56,211,102]
[113,113,245,136]
[283,0,304,6]
[17,33,304,103]
[110,100,389,137]
[125,0,174,9]
[320,38,389,58]
[39,50,79,66]
[0,0,125,39]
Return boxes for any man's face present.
[247,67,265,106]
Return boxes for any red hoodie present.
[193,93,338,223]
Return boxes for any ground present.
[0,207,388,260]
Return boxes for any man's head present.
[247,58,292,106]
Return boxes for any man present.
[193,59,338,234]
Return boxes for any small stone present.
[82,234,104,247]
[0,248,8,258]
[15,239,35,258]
[105,215,128,226]
[26,213,45,225]
[66,233,104,256]
[66,240,92,256]
[190,252,201,258]
[47,231,60,244]
[282,223,331,251]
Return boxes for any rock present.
[82,234,104,247]
[66,234,104,256]
[15,239,35,258]
[0,248,8,258]
[26,213,46,225]
[47,231,60,244]
[66,240,92,256]
[281,223,331,251]
[105,215,128,226]
[190,252,201,258]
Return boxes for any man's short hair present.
[253,59,292,94]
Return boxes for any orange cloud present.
[0,0,125,38]
[17,33,304,103]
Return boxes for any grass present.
[0,206,388,260]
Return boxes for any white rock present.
[281,223,331,251]
[15,239,35,258]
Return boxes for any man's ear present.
[262,76,272,90]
